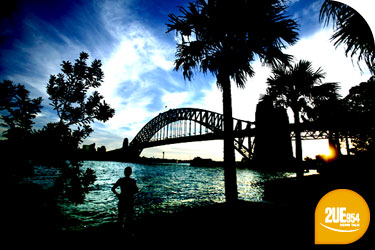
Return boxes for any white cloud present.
[285,28,371,96]
[97,33,175,144]
[6,18,85,98]
[191,80,222,113]
[231,63,271,122]
[92,1,177,148]
[161,91,191,109]
[303,0,324,15]
[151,53,174,71]
[98,0,138,39]
[100,24,173,95]
[107,95,153,128]
[193,61,271,122]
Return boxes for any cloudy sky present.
[0,0,373,160]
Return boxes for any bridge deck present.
[128,108,337,158]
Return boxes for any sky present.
[0,0,374,161]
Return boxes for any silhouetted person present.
[112,166,138,230]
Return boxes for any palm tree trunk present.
[334,131,341,157]
[221,75,238,204]
[294,110,303,179]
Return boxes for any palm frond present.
[320,0,375,74]
[167,0,299,88]
[311,82,341,101]
[266,60,330,113]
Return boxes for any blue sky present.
[0,0,373,160]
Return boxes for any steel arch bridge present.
[127,107,333,159]
[128,108,255,158]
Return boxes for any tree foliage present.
[320,0,375,74]
[266,60,328,118]
[46,52,114,144]
[167,0,299,88]
[344,77,375,152]
[306,82,343,130]
[2,52,115,204]
[40,52,114,203]
[0,80,42,140]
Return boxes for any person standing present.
[112,166,138,229]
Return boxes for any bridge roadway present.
[143,129,253,148]
[128,107,333,158]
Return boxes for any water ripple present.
[24,161,292,230]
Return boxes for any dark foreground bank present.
[5,197,374,249]
[79,201,312,247]
[5,158,374,248]
[62,196,374,249]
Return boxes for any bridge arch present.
[128,108,253,157]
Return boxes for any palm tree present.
[320,0,375,74]
[266,60,328,178]
[167,0,298,202]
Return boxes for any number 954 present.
[325,207,360,223]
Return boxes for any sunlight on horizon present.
[142,139,340,162]
[319,141,339,162]
[296,139,340,161]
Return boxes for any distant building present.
[97,145,106,153]
[82,143,96,153]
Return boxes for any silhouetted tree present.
[1,80,42,178]
[344,76,375,153]
[266,60,328,178]
[308,82,343,154]
[0,80,42,141]
[167,0,298,203]
[43,51,115,154]
[58,160,97,204]
[40,52,114,203]
[320,0,375,74]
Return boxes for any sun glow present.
[319,141,338,162]
[302,139,339,162]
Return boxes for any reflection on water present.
[25,161,292,230]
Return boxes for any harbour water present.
[25,161,293,231]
